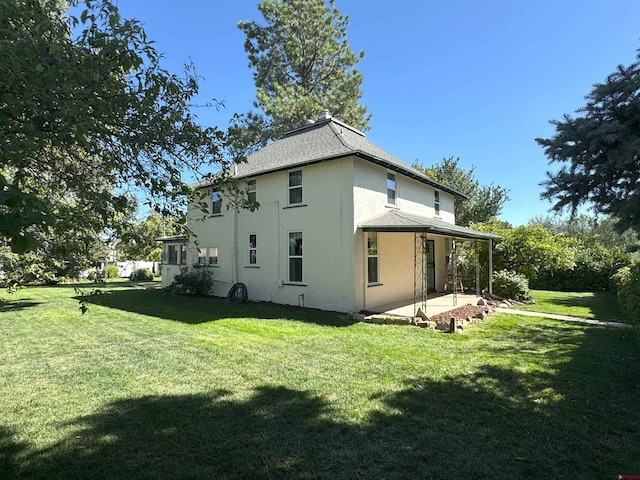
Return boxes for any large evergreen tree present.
[236,0,370,148]
[0,0,228,253]
[536,48,640,234]
[412,157,509,226]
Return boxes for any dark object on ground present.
[226,283,248,305]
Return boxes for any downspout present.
[232,207,239,284]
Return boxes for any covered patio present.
[358,210,500,318]
[368,292,482,318]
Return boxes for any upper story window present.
[288,170,303,205]
[434,190,440,216]
[212,191,222,215]
[386,173,396,205]
[247,179,256,205]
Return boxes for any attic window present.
[434,190,440,216]
[387,173,396,205]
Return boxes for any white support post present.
[488,238,494,295]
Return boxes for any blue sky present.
[115,0,639,226]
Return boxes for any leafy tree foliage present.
[471,221,577,287]
[528,214,639,250]
[537,48,640,234]
[1,0,228,253]
[412,157,509,226]
[237,0,370,147]
[117,212,184,262]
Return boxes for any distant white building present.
[158,111,497,313]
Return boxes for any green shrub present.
[104,264,120,279]
[492,269,530,300]
[614,264,640,324]
[170,266,213,295]
[531,244,631,291]
[130,268,155,281]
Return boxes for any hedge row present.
[611,265,640,325]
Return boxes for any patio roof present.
[154,234,187,243]
[358,210,500,241]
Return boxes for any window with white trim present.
[167,245,178,264]
[198,248,207,265]
[180,245,187,265]
[434,190,440,216]
[387,173,396,205]
[208,247,218,265]
[248,234,257,265]
[247,179,256,205]
[212,191,222,215]
[288,170,303,205]
[288,232,303,282]
[198,247,218,265]
[367,232,379,284]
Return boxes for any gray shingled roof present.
[358,210,500,241]
[194,115,466,198]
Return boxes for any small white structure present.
[159,112,498,313]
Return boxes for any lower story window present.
[248,234,257,265]
[167,245,178,264]
[367,232,379,284]
[208,247,218,265]
[288,232,302,282]
[198,247,218,265]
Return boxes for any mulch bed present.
[427,303,491,324]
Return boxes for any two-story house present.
[159,110,498,314]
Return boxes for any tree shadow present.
[0,300,43,313]
[3,325,637,479]
[77,288,358,327]
[541,291,621,320]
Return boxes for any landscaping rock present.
[477,298,487,306]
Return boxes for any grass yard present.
[1,282,639,479]
[518,289,624,321]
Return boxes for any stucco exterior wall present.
[187,158,356,312]
[352,158,456,225]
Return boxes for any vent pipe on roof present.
[318,109,332,121]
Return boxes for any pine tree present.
[236,0,370,148]
[537,49,640,233]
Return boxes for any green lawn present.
[1,283,638,479]
[518,289,624,321]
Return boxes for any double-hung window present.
[208,247,218,265]
[247,180,256,205]
[434,190,440,216]
[288,232,303,282]
[387,173,396,205]
[167,245,178,264]
[248,234,257,265]
[288,170,303,205]
[198,247,218,265]
[212,191,222,215]
[198,248,207,265]
[367,232,379,285]
[180,245,187,265]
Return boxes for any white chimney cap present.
[318,109,332,121]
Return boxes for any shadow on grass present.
[78,288,358,327]
[2,326,638,479]
[539,291,622,320]
[0,300,43,313]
